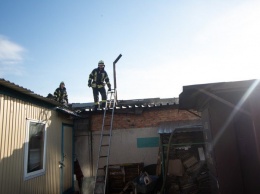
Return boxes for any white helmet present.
[98,60,104,65]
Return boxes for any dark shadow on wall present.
[0,146,25,194]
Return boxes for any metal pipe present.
[113,54,122,102]
[113,54,122,90]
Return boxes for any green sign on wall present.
[137,137,159,148]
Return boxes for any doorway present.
[60,123,74,194]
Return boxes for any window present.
[24,119,47,180]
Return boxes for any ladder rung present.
[101,144,109,147]
[99,155,108,158]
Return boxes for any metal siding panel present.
[18,100,26,194]
[0,95,62,194]
[45,111,63,194]
[0,94,4,194]
[12,98,22,194]
[22,176,45,194]
[2,96,10,193]
[0,96,19,193]
[0,94,73,194]
[13,98,22,192]
[7,97,14,193]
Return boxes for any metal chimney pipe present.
[113,54,122,90]
[113,54,122,101]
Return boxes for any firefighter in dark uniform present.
[54,81,68,106]
[88,60,111,110]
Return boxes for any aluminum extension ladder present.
[93,88,117,194]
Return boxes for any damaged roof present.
[72,97,179,112]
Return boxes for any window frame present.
[24,119,47,180]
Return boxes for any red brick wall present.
[91,106,199,131]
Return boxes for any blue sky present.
[1,0,260,103]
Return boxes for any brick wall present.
[91,106,199,131]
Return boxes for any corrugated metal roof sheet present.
[118,97,178,106]
[0,78,61,106]
[0,78,81,117]
[72,97,179,112]
[56,107,82,118]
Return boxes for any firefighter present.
[54,81,68,106]
[88,60,111,110]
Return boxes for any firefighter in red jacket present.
[88,60,111,110]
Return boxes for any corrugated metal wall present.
[0,94,72,194]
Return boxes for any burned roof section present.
[72,97,179,113]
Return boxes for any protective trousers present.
[92,87,107,109]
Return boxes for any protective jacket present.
[54,87,68,105]
[88,68,111,89]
